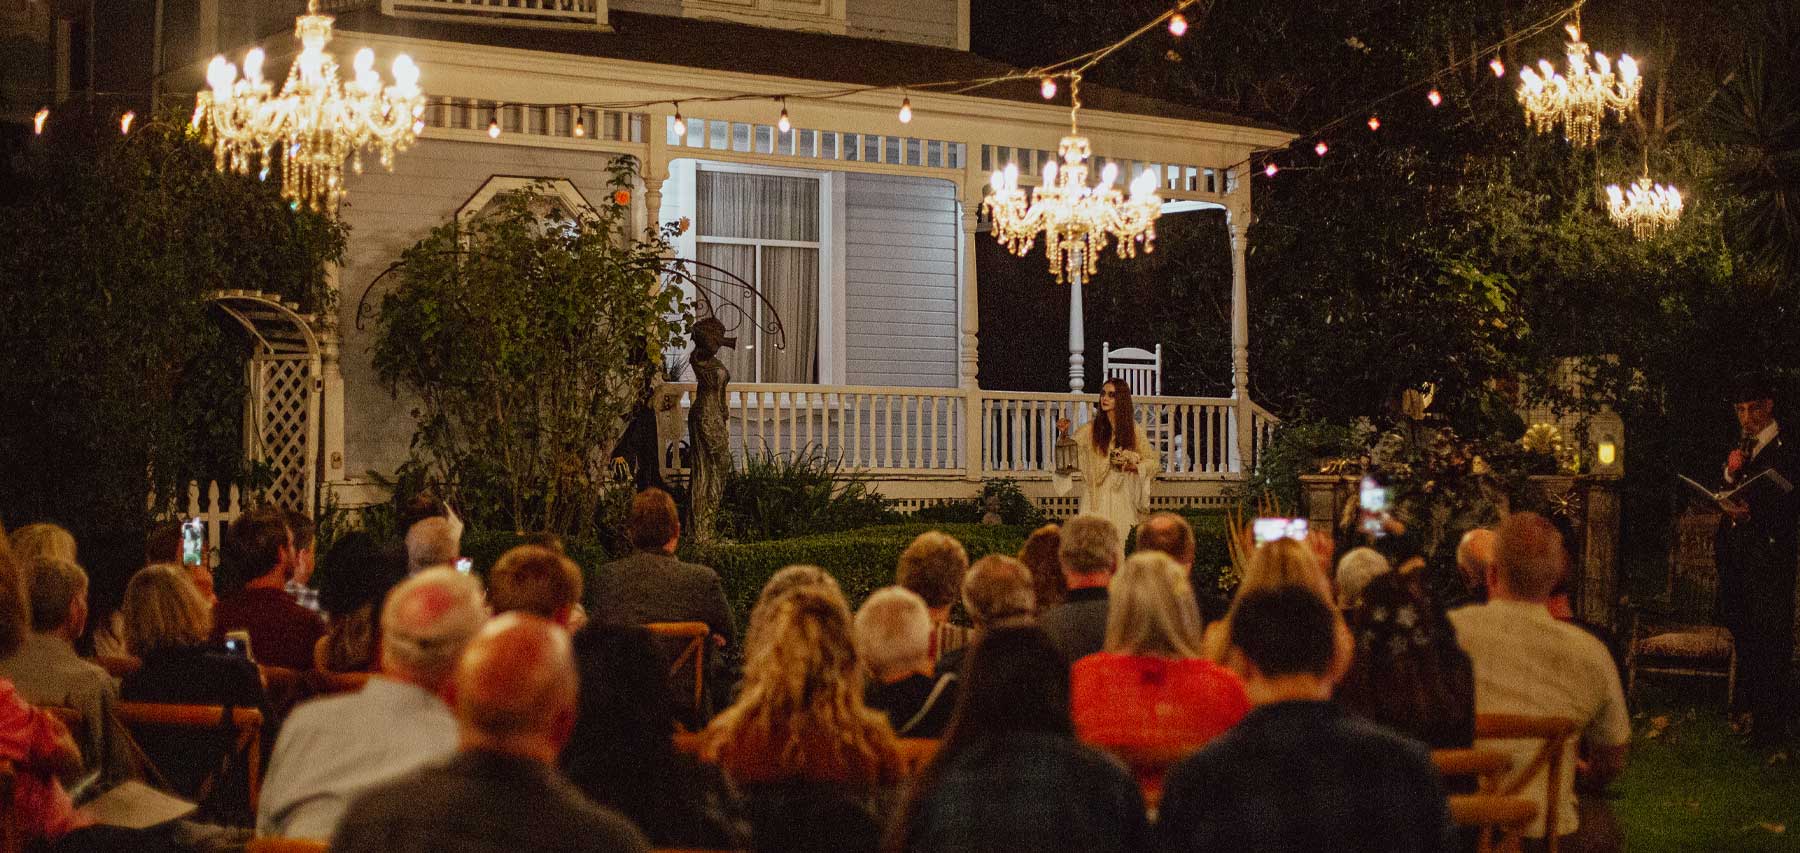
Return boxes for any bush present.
[910,478,1048,528]
[719,448,898,541]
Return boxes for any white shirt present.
[1449,600,1630,839]
[257,677,459,840]
[1727,421,1780,483]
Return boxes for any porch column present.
[319,263,347,499]
[1068,268,1085,393]
[959,197,982,481]
[642,177,664,233]
[1227,203,1253,473]
[643,118,669,234]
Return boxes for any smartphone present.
[1252,517,1309,545]
[181,518,204,566]
[1359,476,1392,538]
[223,630,253,662]
[455,557,473,574]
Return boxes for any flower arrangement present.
[1109,446,1145,472]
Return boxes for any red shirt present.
[212,586,326,671]
[0,679,89,841]
[1071,653,1250,749]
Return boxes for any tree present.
[373,161,691,538]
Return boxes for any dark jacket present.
[1716,428,1800,642]
[864,672,958,738]
[1039,587,1110,665]
[120,645,266,816]
[588,551,735,645]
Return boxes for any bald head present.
[1135,512,1196,566]
[455,613,578,760]
[380,568,488,691]
[1456,528,1497,591]
[1492,513,1566,601]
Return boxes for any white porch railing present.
[379,0,606,29]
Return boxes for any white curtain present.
[697,171,821,383]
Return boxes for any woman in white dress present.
[1060,378,1159,538]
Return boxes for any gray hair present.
[1334,547,1391,609]
[406,517,461,575]
[381,567,488,688]
[1104,551,1205,658]
[1058,514,1122,577]
[852,586,932,679]
[25,556,86,632]
[962,555,1036,625]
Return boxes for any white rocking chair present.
[1101,343,1187,472]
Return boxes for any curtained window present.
[695,170,821,384]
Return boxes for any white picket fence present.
[146,480,248,566]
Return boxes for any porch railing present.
[379,0,606,29]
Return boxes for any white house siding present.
[842,172,959,389]
[846,0,960,48]
[335,138,632,479]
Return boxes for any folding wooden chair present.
[244,838,328,853]
[1431,747,1514,794]
[301,669,371,697]
[96,656,142,679]
[116,701,266,818]
[1475,714,1580,853]
[645,621,711,724]
[1449,794,1538,853]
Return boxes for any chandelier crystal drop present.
[1517,18,1640,147]
[984,74,1163,284]
[1606,175,1683,239]
[195,0,424,213]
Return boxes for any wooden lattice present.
[251,355,317,512]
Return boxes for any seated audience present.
[1451,513,1629,849]
[0,525,90,848]
[887,626,1148,853]
[854,587,958,737]
[1337,570,1474,750]
[332,613,651,853]
[743,565,846,660]
[934,555,1037,678]
[1333,547,1391,610]
[1451,527,1497,607]
[1071,552,1248,766]
[1136,511,1229,622]
[1157,586,1450,852]
[0,556,133,783]
[403,516,461,576]
[1039,514,1122,664]
[281,510,320,614]
[315,531,407,672]
[258,568,487,839]
[703,587,903,853]
[563,624,748,849]
[1201,537,1334,661]
[211,507,325,670]
[895,531,971,660]
[1017,523,1067,610]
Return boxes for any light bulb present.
[898,97,912,123]
[1490,57,1506,77]
[777,104,791,133]
[392,55,420,92]
[34,107,48,135]
[1618,55,1638,82]
[1263,162,1278,177]
[488,118,501,138]
[1040,77,1058,100]
[574,110,587,137]
[119,111,135,134]
[1367,115,1381,131]
[1314,141,1328,156]
[1130,170,1156,196]
[244,48,265,83]
[1006,162,1021,188]
[1100,162,1119,186]
[671,110,685,137]
[354,48,374,74]
[412,119,425,134]
[990,170,1006,192]
[1038,161,1053,185]
[1427,89,1442,107]
[191,102,205,128]
[1168,12,1188,36]
[206,56,235,93]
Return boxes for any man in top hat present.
[1717,374,1800,746]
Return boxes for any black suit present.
[1716,425,1800,736]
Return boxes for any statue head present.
[691,317,735,360]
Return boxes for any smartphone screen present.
[1359,477,1392,538]
[222,630,252,661]
[181,519,204,566]
[1253,517,1309,545]
[455,557,473,574]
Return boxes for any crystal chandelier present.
[1606,174,1683,239]
[984,73,1163,284]
[1517,16,1640,147]
[195,0,424,213]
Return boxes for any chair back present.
[245,839,328,853]
[116,701,266,819]
[1474,714,1579,852]
[303,669,372,697]
[96,656,142,678]
[0,760,18,853]
[645,621,710,724]
[1100,343,1163,397]
[1448,794,1538,853]
[1431,747,1513,794]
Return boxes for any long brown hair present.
[1090,378,1137,453]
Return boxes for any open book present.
[1680,468,1794,511]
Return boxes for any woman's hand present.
[1120,462,1138,474]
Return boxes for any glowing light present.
[1168,12,1188,36]
[1427,88,1442,107]
[1263,162,1279,177]
[1516,21,1640,147]
[34,108,48,135]
[1314,141,1328,156]
[488,117,500,138]
[574,111,586,137]
[1606,175,1683,238]
[1367,115,1381,131]
[898,97,912,124]
[119,111,136,134]
[777,103,791,133]
[1041,77,1058,100]
[1490,57,1506,77]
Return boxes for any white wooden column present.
[958,195,982,480]
[642,115,669,234]
[1068,266,1085,393]
[1227,201,1253,473]
[319,264,346,497]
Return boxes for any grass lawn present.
[1615,693,1800,852]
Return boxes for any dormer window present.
[683,0,847,35]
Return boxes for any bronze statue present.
[687,317,734,542]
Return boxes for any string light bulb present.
[34,107,48,135]
[119,111,136,134]
[412,118,425,134]
[1427,88,1443,107]
[777,100,791,133]
[1314,141,1328,156]
[1041,77,1058,100]
[1367,115,1381,131]
[1263,161,1279,177]
[671,104,683,137]
[1490,57,1506,77]
[898,96,912,124]
[1168,12,1188,36]
[488,117,500,138]
[574,109,586,137]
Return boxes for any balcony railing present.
[378,0,607,30]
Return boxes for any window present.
[695,170,821,384]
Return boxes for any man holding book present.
[1717,375,1800,747]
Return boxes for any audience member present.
[1135,511,1230,623]
[1201,537,1334,661]
[933,555,1036,678]
[1337,570,1475,750]
[895,531,971,660]
[1040,515,1122,664]
[1017,523,1067,610]
[0,556,133,783]
[258,568,487,839]
[1451,513,1629,849]
[403,516,460,576]
[743,565,845,661]
[1333,547,1391,610]
[489,545,584,623]
[1453,527,1497,606]
[703,587,903,853]
[315,531,408,672]
[333,613,651,853]
[1158,586,1450,852]
[1071,552,1248,770]
[563,624,748,849]
[281,510,320,613]
[854,587,958,737]
[211,507,325,670]
[887,626,1148,853]
[9,522,77,564]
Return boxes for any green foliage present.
[373,161,691,539]
[719,447,898,541]
[910,478,1050,527]
[0,115,344,538]
[1239,419,1372,510]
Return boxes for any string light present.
[119,111,136,134]
[1367,115,1381,131]
[898,96,913,124]
[671,104,685,137]
[1314,141,1328,156]
[34,107,48,135]
[1041,76,1058,100]
[1427,88,1442,107]
[777,100,791,133]
[1491,57,1506,77]
[574,109,586,137]
[1168,12,1189,36]
[488,116,500,138]
[1263,161,1279,177]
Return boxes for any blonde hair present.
[896,531,968,609]
[704,587,898,786]
[1240,538,1330,601]
[122,563,213,656]
[745,565,845,660]
[10,523,76,564]
[1105,551,1205,658]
